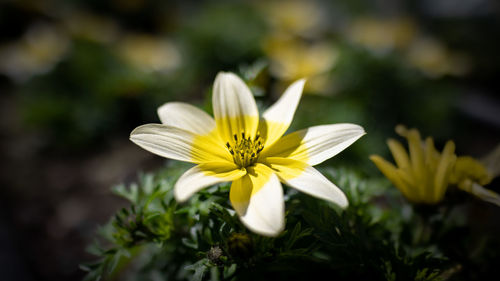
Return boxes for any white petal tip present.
[238,208,285,237]
[216,71,240,81]
[173,185,189,203]
[243,221,285,237]
[336,197,349,209]
[292,78,306,88]
[317,190,349,209]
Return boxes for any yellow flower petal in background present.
[399,127,427,190]
[450,152,500,207]
[432,141,456,203]
[369,155,414,200]
[387,139,411,170]
[451,156,492,188]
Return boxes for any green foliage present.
[18,38,177,150]
[81,163,465,281]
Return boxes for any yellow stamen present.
[226,132,264,168]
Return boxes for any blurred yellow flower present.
[260,0,323,37]
[406,37,470,78]
[370,125,500,206]
[0,23,70,82]
[62,11,120,44]
[450,156,492,189]
[259,0,336,93]
[348,17,470,78]
[118,33,181,73]
[348,17,417,53]
[263,35,338,93]
[449,156,500,206]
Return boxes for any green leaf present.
[185,259,209,281]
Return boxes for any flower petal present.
[396,126,427,191]
[174,162,246,202]
[460,182,500,207]
[433,140,456,201]
[260,79,305,148]
[370,155,414,200]
[263,124,365,166]
[212,72,259,142]
[387,138,411,169]
[130,124,228,163]
[229,163,284,236]
[267,157,348,208]
[157,102,215,135]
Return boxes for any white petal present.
[157,102,215,135]
[230,164,284,236]
[285,166,348,208]
[174,163,246,202]
[261,79,305,148]
[464,182,500,207]
[266,157,348,208]
[212,72,259,141]
[264,123,366,166]
[130,124,226,163]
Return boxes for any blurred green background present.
[0,0,499,280]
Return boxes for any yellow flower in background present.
[0,23,70,82]
[370,125,456,204]
[406,37,470,78]
[450,156,500,206]
[370,125,500,206]
[263,36,339,93]
[450,156,492,189]
[62,11,120,44]
[348,17,470,78]
[130,72,365,236]
[348,17,417,53]
[118,33,181,73]
[259,0,337,93]
[260,0,323,37]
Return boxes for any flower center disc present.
[226,132,264,168]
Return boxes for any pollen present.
[226,132,264,168]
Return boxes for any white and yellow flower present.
[130,72,365,236]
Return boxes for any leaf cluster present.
[81,162,464,281]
